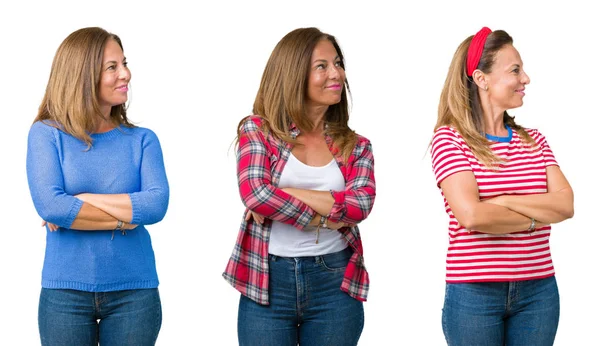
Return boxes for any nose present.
[328,65,340,80]
[119,65,131,82]
[521,69,530,85]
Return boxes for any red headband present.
[466,27,492,77]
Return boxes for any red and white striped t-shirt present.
[431,125,558,283]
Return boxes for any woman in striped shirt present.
[431,27,574,345]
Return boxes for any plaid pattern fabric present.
[223,116,376,305]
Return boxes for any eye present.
[512,68,520,74]
[316,64,325,70]
[106,65,116,71]
[123,61,129,67]
[335,61,342,68]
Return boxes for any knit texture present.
[27,121,169,292]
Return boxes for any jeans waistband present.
[269,246,352,263]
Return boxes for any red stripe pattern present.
[431,126,558,282]
[223,116,376,305]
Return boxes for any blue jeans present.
[38,288,162,346]
[238,247,364,346]
[442,276,560,346]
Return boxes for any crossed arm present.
[440,165,573,234]
[27,123,168,232]
[239,117,376,230]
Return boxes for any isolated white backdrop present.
[0,0,597,345]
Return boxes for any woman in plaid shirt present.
[223,27,376,346]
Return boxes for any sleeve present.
[530,129,559,167]
[430,127,473,187]
[327,138,376,224]
[237,117,316,230]
[128,129,170,225]
[26,122,83,228]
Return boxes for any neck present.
[479,91,506,136]
[94,106,115,134]
[304,103,328,135]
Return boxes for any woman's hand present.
[326,220,356,230]
[123,222,138,230]
[245,210,265,225]
[42,220,59,232]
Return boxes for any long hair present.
[34,27,134,146]
[239,27,357,162]
[435,30,535,167]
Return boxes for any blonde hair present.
[435,30,535,167]
[34,27,134,146]
[239,27,357,162]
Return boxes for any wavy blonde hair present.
[435,30,535,167]
[34,27,134,147]
[238,27,357,162]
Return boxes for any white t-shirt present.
[268,153,348,256]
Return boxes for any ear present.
[472,69,488,91]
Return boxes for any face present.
[484,44,530,110]
[98,39,131,115]
[305,39,346,108]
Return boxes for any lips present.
[326,84,341,90]
[116,85,129,92]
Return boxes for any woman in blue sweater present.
[26,27,169,346]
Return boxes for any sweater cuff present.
[66,198,84,229]
[128,192,142,225]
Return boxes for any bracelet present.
[527,218,536,232]
[115,220,124,231]
[315,215,328,245]
[319,215,328,228]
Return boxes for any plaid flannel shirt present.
[223,116,376,305]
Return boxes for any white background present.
[0,0,597,345]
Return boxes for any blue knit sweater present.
[26,121,169,292]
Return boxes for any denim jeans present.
[238,247,364,346]
[442,276,559,346]
[39,288,162,346]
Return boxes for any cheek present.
[100,76,112,92]
[309,73,325,88]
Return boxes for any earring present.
[484,85,488,91]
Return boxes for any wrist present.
[527,217,536,232]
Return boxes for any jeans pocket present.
[318,248,351,272]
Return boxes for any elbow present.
[34,199,73,227]
[148,195,170,225]
[563,205,574,220]
[559,190,574,220]
[454,209,479,230]
[132,189,169,225]
[37,208,57,224]
[239,182,270,211]
[458,217,477,231]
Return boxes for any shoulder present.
[124,126,162,145]
[29,120,61,139]
[354,133,371,148]
[431,126,465,148]
[520,127,548,145]
[433,125,461,139]
[239,115,263,131]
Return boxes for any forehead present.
[102,39,124,60]
[311,39,338,59]
[492,44,522,68]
